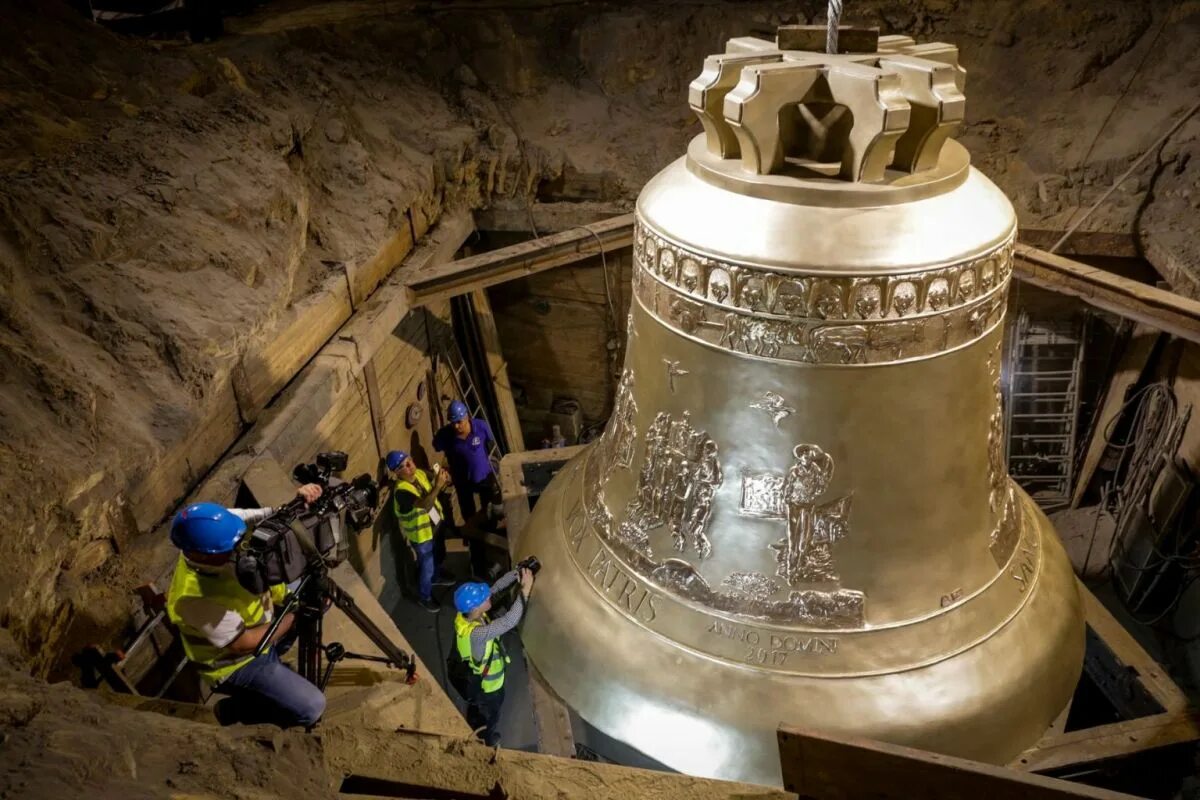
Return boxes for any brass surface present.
[515,30,1084,787]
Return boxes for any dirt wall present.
[1,0,1198,676]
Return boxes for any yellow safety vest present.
[165,554,287,684]
[394,470,443,544]
[454,613,509,694]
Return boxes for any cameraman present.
[451,564,535,746]
[165,484,326,729]
[387,450,452,612]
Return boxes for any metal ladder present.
[1004,310,1086,512]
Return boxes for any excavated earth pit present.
[1,0,1199,796]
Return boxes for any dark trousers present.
[411,523,449,601]
[456,476,498,521]
[466,684,505,746]
[457,477,499,578]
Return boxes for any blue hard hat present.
[454,582,490,614]
[386,450,409,471]
[447,400,469,423]
[170,502,247,554]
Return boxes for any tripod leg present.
[323,575,417,681]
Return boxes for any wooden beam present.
[777,725,1143,800]
[1009,582,1196,775]
[1076,583,1189,714]
[406,213,634,304]
[1019,230,1141,259]
[1013,710,1200,774]
[1014,244,1200,344]
[471,288,525,454]
[527,660,577,758]
[322,722,795,800]
[338,209,475,371]
[498,446,585,552]
[360,359,388,460]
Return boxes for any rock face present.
[0,0,1197,677]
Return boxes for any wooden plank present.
[406,213,634,304]
[360,359,387,460]
[1014,244,1200,344]
[322,724,796,800]
[1019,230,1141,259]
[1071,325,1161,507]
[777,725,1143,800]
[346,212,416,308]
[527,660,577,758]
[498,446,584,552]
[1077,582,1189,713]
[339,210,474,371]
[1014,710,1200,774]
[233,272,353,422]
[471,288,525,454]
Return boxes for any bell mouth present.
[686,134,972,209]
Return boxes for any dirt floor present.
[0,0,1198,708]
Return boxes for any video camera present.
[234,451,379,594]
[516,556,542,576]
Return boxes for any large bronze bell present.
[514,31,1084,786]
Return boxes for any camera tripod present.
[257,563,417,690]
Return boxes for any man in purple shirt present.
[434,400,500,577]
[434,400,499,521]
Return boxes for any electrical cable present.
[568,225,616,326]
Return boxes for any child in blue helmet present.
[452,564,535,746]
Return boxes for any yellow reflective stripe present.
[395,471,442,544]
[166,555,281,683]
[453,613,507,693]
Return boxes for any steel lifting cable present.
[826,0,844,54]
[1050,99,1200,254]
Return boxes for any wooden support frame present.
[1014,244,1200,345]
[1008,584,1198,776]
[470,288,525,454]
[399,219,1200,352]
[405,214,634,305]
[778,725,1142,800]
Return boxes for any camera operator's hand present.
[519,567,535,599]
[296,483,323,505]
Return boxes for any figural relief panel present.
[583,368,866,627]
[622,411,722,559]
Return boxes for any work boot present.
[419,597,440,613]
[432,571,454,587]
